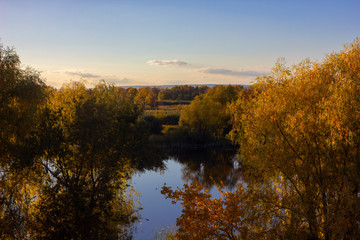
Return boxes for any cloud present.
[63,71,130,84]
[147,60,189,67]
[65,71,101,78]
[146,59,266,78]
[102,76,130,84]
[198,68,263,77]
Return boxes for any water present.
[131,160,183,240]
[131,149,241,239]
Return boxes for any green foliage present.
[159,114,180,126]
[145,109,180,126]
[28,81,141,239]
[179,85,240,139]
[139,115,163,135]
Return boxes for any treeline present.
[162,39,360,239]
[120,85,209,109]
[0,45,161,239]
[157,85,209,101]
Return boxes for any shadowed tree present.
[0,44,45,239]
[29,82,142,239]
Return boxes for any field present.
[144,100,190,126]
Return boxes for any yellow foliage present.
[228,38,360,239]
[163,39,360,240]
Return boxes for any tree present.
[161,182,271,240]
[134,87,157,108]
[171,149,241,190]
[162,39,360,239]
[28,82,142,239]
[179,85,239,139]
[0,44,45,239]
[157,85,209,101]
[228,39,360,239]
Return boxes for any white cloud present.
[63,71,130,84]
[146,59,266,78]
[42,70,132,88]
[198,67,264,77]
[65,71,101,78]
[147,59,189,67]
[101,76,130,84]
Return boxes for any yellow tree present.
[229,39,360,239]
[162,182,266,240]
[162,39,360,240]
[179,85,239,139]
[134,87,157,108]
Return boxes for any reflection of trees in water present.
[0,69,142,238]
[170,149,242,190]
[134,141,167,173]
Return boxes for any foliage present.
[162,39,360,239]
[28,81,141,239]
[170,149,241,189]
[228,39,360,239]
[145,107,181,126]
[134,86,158,108]
[161,182,269,240]
[0,44,45,239]
[139,115,163,135]
[158,85,208,101]
[179,85,240,139]
[0,45,45,168]
[0,45,145,240]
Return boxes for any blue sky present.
[1,0,359,87]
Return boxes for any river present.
[131,149,241,239]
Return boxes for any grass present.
[144,101,187,126]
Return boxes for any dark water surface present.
[131,149,241,239]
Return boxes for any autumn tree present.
[229,39,360,239]
[162,39,360,239]
[179,85,239,139]
[161,181,274,240]
[28,82,142,239]
[0,44,45,239]
[134,86,157,108]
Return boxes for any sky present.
[1,0,360,88]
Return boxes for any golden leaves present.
[227,38,360,239]
[161,182,263,239]
[167,38,360,240]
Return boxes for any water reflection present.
[169,148,242,190]
[132,148,243,239]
